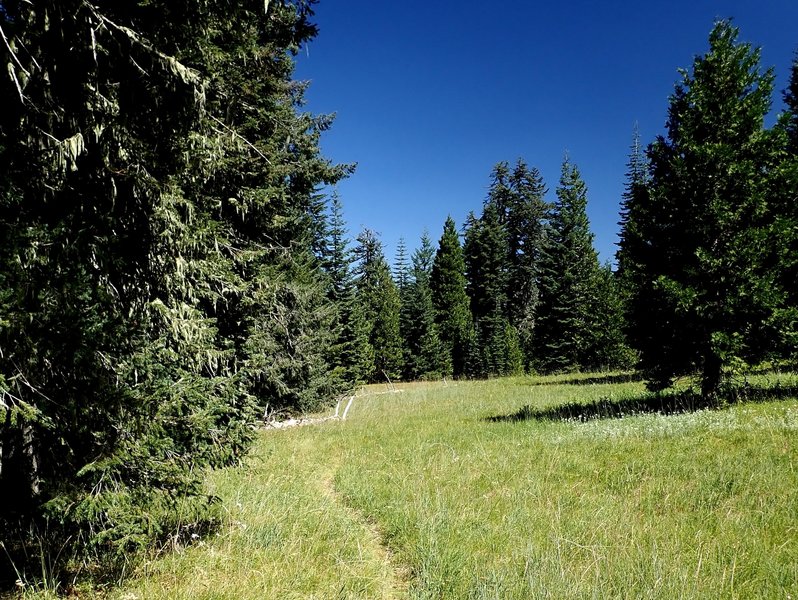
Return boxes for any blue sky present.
[294,1,798,266]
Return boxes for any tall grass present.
[97,373,798,598]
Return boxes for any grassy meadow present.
[100,373,798,599]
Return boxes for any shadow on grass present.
[487,382,798,424]
[525,372,646,387]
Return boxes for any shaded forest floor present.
[29,372,798,598]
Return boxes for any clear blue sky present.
[294,1,798,266]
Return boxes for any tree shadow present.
[524,372,646,387]
[486,382,798,424]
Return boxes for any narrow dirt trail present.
[319,468,411,599]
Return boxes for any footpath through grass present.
[109,373,798,599]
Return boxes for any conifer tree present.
[772,53,798,361]
[430,217,473,377]
[633,21,787,396]
[0,0,349,576]
[784,53,798,154]
[354,229,403,382]
[535,157,601,372]
[588,264,637,370]
[324,195,373,385]
[395,236,412,371]
[402,232,444,380]
[464,204,520,376]
[394,237,411,295]
[616,124,650,284]
[498,160,550,364]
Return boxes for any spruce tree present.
[501,161,550,365]
[616,123,650,285]
[535,157,602,372]
[395,236,412,372]
[402,232,444,380]
[354,229,403,382]
[773,53,798,361]
[430,217,473,377]
[394,237,411,295]
[784,53,798,154]
[634,21,787,397]
[464,204,520,376]
[0,0,348,578]
[324,195,373,385]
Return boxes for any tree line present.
[333,20,797,398]
[327,155,632,386]
[0,5,795,591]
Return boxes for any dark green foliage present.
[324,195,373,385]
[588,264,638,371]
[0,0,347,586]
[394,237,411,295]
[354,229,403,382]
[627,21,790,396]
[776,55,798,362]
[535,157,604,373]
[616,124,650,287]
[430,217,473,377]
[490,160,550,364]
[784,53,798,154]
[463,204,521,377]
[401,232,444,380]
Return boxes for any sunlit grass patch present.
[106,372,798,599]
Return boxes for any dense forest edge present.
[0,0,796,594]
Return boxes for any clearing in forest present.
[113,373,798,599]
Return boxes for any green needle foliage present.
[625,20,793,397]
[430,217,473,378]
[0,0,349,585]
[324,194,373,386]
[535,157,603,373]
[402,232,444,381]
[353,229,403,383]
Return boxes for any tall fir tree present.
[535,157,602,372]
[632,21,788,396]
[616,123,650,284]
[353,229,403,382]
[464,204,521,376]
[430,217,473,377]
[784,53,798,154]
[0,0,349,578]
[324,194,373,385]
[394,237,411,295]
[402,232,444,380]
[773,52,798,361]
[494,160,550,365]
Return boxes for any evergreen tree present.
[464,204,520,376]
[616,123,650,284]
[0,0,348,579]
[430,217,473,377]
[784,53,798,154]
[498,160,550,365]
[394,237,411,295]
[535,157,602,372]
[353,229,403,382]
[324,194,372,385]
[402,232,444,380]
[772,53,798,361]
[588,264,637,370]
[633,21,787,397]
[395,236,412,372]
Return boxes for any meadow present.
[104,373,798,599]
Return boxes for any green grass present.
[104,373,797,599]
